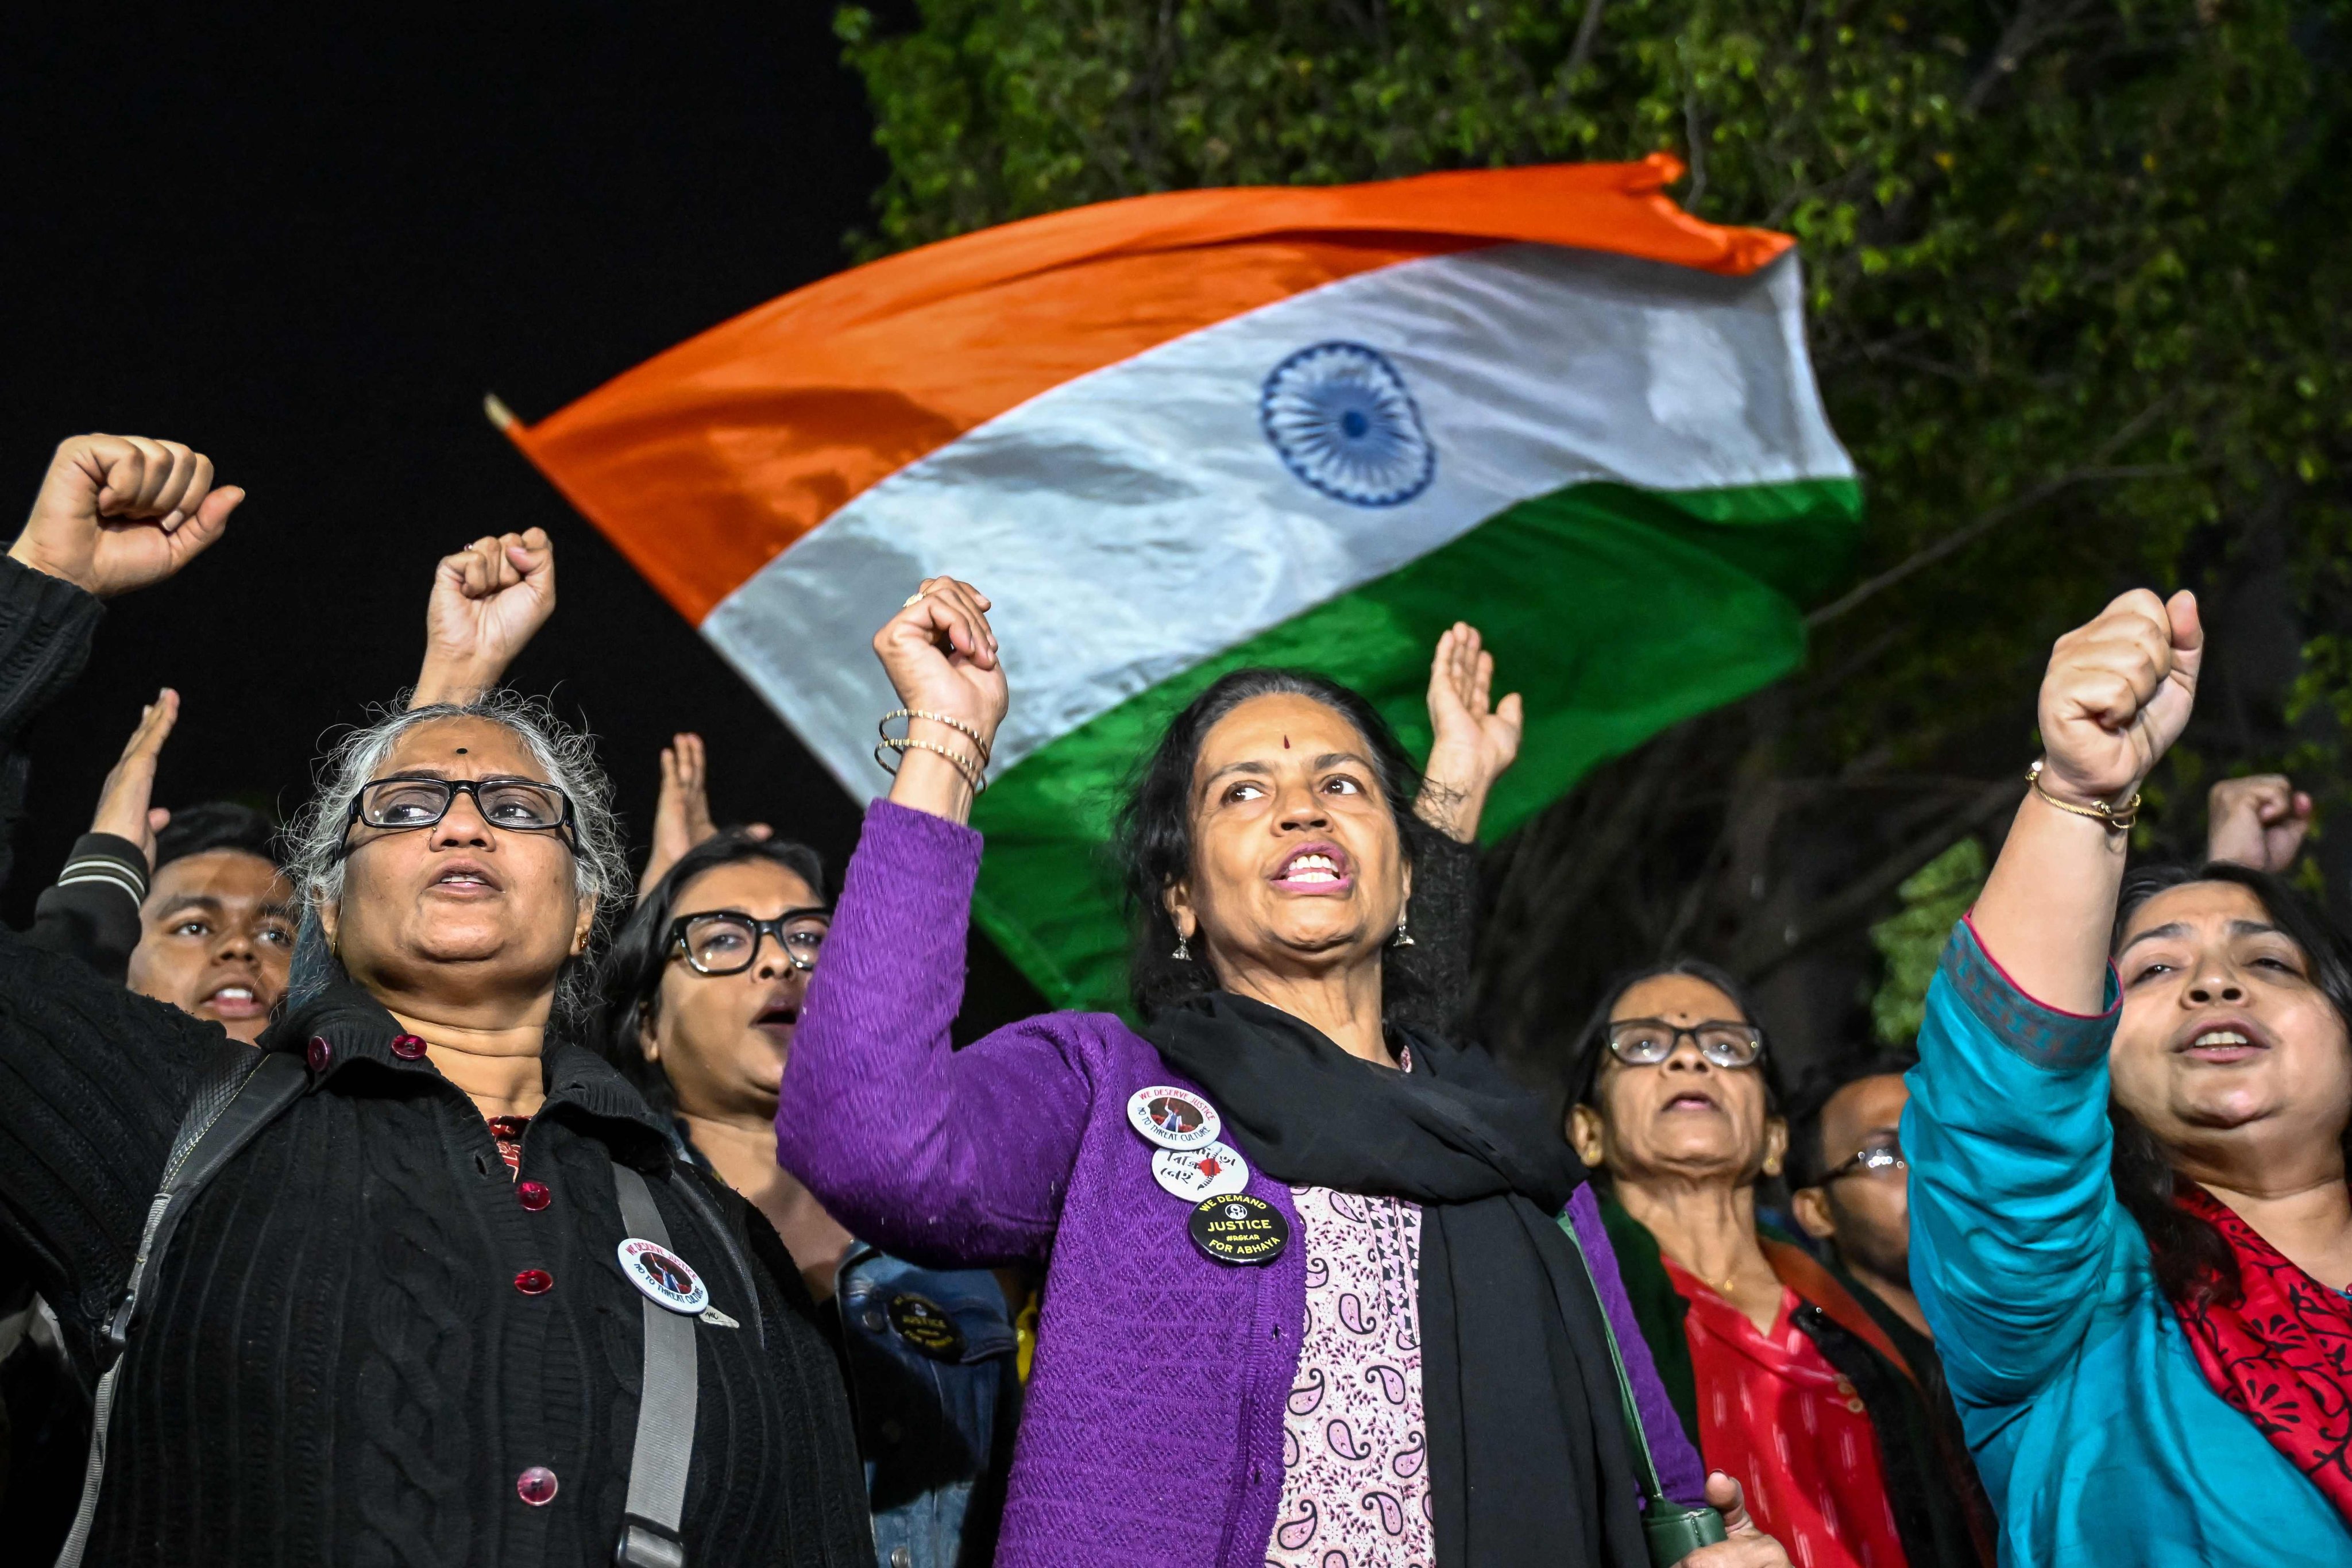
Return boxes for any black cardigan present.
[0,556,872,1567]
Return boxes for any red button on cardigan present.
[513,1269,553,1296]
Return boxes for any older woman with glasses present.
[592,817,1024,1568]
[1566,961,1991,1568]
[0,435,869,1568]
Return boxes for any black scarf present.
[1145,992,1650,1568]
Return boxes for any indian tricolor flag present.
[508,155,1860,1013]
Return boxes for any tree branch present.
[1964,0,2098,113]
[1682,90,1709,208]
[1734,776,2023,978]
[1806,396,2186,629]
[1566,0,1609,82]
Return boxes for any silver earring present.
[1391,913,1415,948]
[1172,932,1191,961]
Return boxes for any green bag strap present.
[1558,1210,1728,1566]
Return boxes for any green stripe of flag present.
[968,477,1864,1016]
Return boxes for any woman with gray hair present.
[0,435,869,1568]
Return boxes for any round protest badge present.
[1188,1194,1289,1267]
[1152,1140,1251,1202]
[887,1293,967,1361]
[616,1238,710,1315]
[1125,1085,1221,1152]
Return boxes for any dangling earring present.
[1391,912,1415,948]
[1172,930,1192,962]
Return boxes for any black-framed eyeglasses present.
[1826,1140,1906,1182]
[339,776,577,857]
[666,907,834,975]
[1604,1018,1767,1069]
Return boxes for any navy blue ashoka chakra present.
[1259,342,1436,507]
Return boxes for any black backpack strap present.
[665,1169,764,1350]
[55,1046,307,1568]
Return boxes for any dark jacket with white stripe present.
[28,830,146,979]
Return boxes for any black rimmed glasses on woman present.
[339,775,577,856]
[1603,1019,1766,1069]
[667,909,833,976]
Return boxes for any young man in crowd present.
[1788,1053,1996,1553]
[1788,1055,1926,1339]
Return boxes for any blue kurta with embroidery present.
[1904,919,2352,1566]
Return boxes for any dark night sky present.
[1,3,1044,1024]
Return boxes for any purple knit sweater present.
[780,801,1705,1567]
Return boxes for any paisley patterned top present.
[1264,1185,1432,1568]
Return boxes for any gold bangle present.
[2026,760,2139,832]
[874,736,988,795]
[880,708,992,766]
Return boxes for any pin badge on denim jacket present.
[887,1293,968,1361]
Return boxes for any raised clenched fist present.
[2036,588,2203,808]
[2206,774,2312,872]
[872,577,1009,752]
[412,528,557,708]
[10,434,244,597]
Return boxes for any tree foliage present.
[1868,836,1986,1044]
[836,0,2352,1081]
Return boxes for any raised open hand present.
[412,528,557,708]
[91,688,180,870]
[1417,621,1523,843]
[2037,588,2202,807]
[1677,1473,1793,1567]
[2207,773,2313,872]
[635,733,777,895]
[10,435,244,597]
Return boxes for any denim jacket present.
[667,1123,1021,1568]
[835,1244,1022,1568]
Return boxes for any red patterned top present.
[2170,1185,2352,1531]
[486,1115,529,1177]
[1662,1258,1908,1568]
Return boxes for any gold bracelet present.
[880,708,992,766]
[2025,760,2139,832]
[875,736,988,795]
